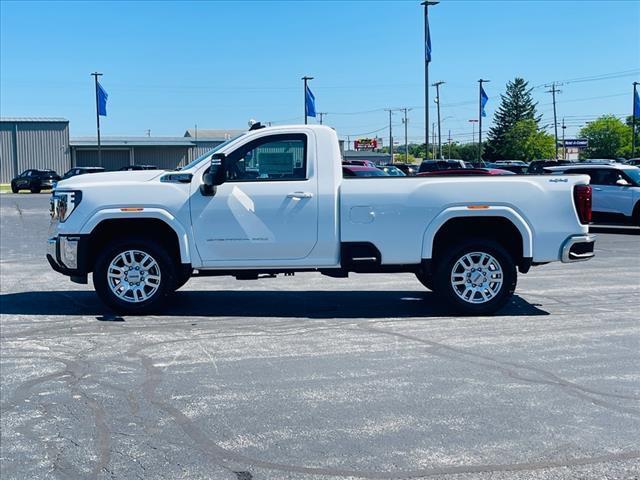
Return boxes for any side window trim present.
[225,133,308,183]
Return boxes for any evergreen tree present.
[485,78,540,160]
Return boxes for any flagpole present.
[633,81,639,157]
[422,1,438,159]
[91,72,103,167]
[478,79,489,165]
[302,76,313,125]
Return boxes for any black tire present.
[633,203,640,227]
[11,184,19,194]
[415,270,433,290]
[93,236,177,315]
[432,239,517,315]
[30,184,41,194]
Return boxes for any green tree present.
[579,115,631,159]
[501,119,555,161]
[485,77,540,160]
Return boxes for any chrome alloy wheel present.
[450,252,503,304]
[107,250,161,303]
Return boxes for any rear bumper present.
[561,234,596,263]
[47,235,89,282]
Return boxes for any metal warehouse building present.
[0,118,242,182]
[0,118,71,183]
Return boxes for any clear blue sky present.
[1,0,639,144]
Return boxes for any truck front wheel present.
[93,237,177,314]
[433,239,517,315]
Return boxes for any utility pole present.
[561,118,566,160]
[432,81,445,158]
[91,72,103,167]
[633,82,639,157]
[422,1,439,157]
[432,123,437,159]
[302,76,314,124]
[385,109,394,159]
[402,108,411,163]
[318,112,327,125]
[447,129,452,159]
[478,79,490,164]
[469,119,478,154]
[546,82,562,159]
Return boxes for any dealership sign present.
[354,138,378,151]
[560,139,588,148]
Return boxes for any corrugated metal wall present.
[191,141,223,161]
[134,147,190,170]
[0,121,71,183]
[75,150,131,170]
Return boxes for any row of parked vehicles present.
[341,159,640,226]
[10,165,158,193]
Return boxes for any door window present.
[224,134,307,182]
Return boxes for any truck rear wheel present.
[93,237,177,314]
[433,239,516,315]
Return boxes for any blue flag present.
[305,84,316,118]
[634,88,640,118]
[480,85,488,118]
[426,21,432,62]
[97,81,108,116]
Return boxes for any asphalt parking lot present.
[1,193,639,480]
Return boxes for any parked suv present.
[527,160,572,175]
[11,169,60,193]
[545,163,640,225]
[61,167,106,180]
[418,159,466,173]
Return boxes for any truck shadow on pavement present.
[0,290,549,319]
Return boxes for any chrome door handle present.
[287,192,313,199]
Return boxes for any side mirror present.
[201,153,227,196]
[616,178,630,186]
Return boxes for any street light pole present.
[302,76,314,125]
[469,119,478,154]
[91,72,103,167]
[422,1,439,158]
[633,82,639,157]
[477,79,490,164]
[432,81,445,159]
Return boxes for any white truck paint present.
[47,125,595,315]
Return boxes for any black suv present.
[527,160,572,175]
[11,169,60,193]
[418,159,466,173]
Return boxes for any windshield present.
[178,134,245,171]
[624,168,640,186]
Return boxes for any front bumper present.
[561,234,596,263]
[47,235,89,282]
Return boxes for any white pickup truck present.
[47,124,595,315]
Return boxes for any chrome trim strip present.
[561,234,596,263]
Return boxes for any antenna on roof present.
[248,120,265,131]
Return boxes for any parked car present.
[378,165,406,176]
[494,160,528,167]
[418,159,467,173]
[61,167,105,180]
[417,168,515,176]
[11,169,60,193]
[545,163,640,225]
[527,160,573,175]
[624,158,640,166]
[342,165,389,177]
[343,160,377,168]
[119,165,159,171]
[47,124,594,316]
[387,163,418,176]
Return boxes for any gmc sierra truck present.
[47,124,595,315]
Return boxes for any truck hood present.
[55,170,166,189]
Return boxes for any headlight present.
[50,190,82,222]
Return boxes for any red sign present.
[354,138,377,151]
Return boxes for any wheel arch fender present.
[421,206,533,260]
[79,207,191,264]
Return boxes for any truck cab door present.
[190,132,319,264]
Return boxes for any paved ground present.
[1,193,639,480]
